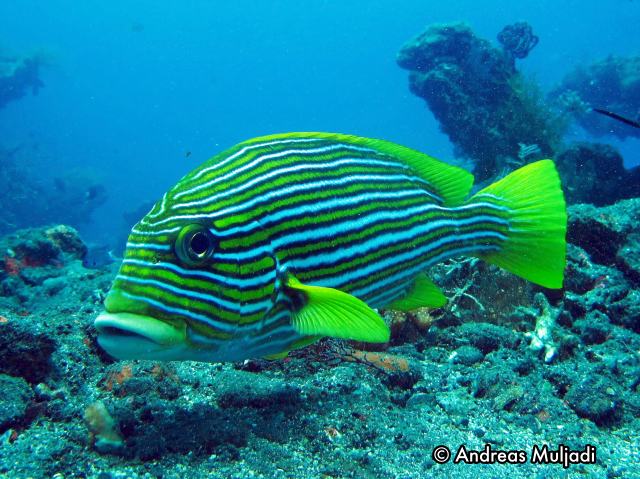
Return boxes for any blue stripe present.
[117,274,271,315]
[145,173,429,227]
[173,156,414,209]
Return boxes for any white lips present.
[94,312,186,360]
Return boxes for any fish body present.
[95,133,567,362]
[82,244,116,269]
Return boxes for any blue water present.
[1,0,639,242]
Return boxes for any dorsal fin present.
[357,137,474,206]
[248,132,475,206]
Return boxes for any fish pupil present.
[190,231,210,256]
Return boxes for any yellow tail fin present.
[467,160,567,288]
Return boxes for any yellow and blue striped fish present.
[95,132,567,362]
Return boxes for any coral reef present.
[0,146,107,234]
[0,202,638,478]
[0,52,105,234]
[0,54,43,110]
[397,23,638,201]
[397,23,562,181]
[551,55,640,139]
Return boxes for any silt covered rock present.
[0,374,33,433]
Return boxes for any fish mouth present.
[94,312,187,360]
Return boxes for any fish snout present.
[94,311,187,360]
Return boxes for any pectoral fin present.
[284,275,390,343]
[386,274,446,311]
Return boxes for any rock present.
[618,233,640,283]
[122,401,248,460]
[405,392,433,408]
[564,243,616,295]
[567,203,626,265]
[45,225,87,260]
[565,375,620,426]
[472,366,518,399]
[568,199,640,278]
[573,312,613,345]
[5,234,60,267]
[42,277,67,296]
[0,374,33,433]
[450,345,484,365]
[456,322,520,354]
[556,143,640,206]
[0,225,95,308]
[0,227,87,279]
[608,289,640,332]
[0,198,639,478]
[435,390,474,416]
[492,385,524,411]
[0,55,43,110]
[0,320,56,383]
[0,226,87,286]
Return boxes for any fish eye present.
[175,224,215,266]
[190,232,210,256]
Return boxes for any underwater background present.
[1,1,640,478]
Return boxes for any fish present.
[82,244,121,269]
[593,108,640,129]
[94,132,567,362]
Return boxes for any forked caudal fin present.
[466,160,567,289]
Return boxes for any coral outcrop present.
[397,23,561,180]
